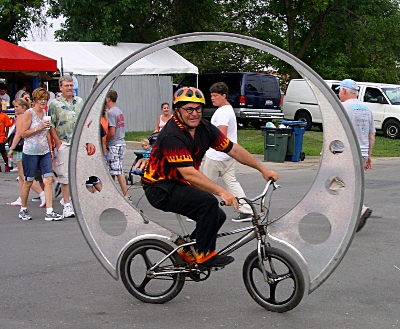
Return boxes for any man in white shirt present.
[202,82,253,222]
[336,79,375,232]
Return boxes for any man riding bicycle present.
[142,86,278,269]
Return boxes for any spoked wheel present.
[243,247,305,312]
[120,239,185,304]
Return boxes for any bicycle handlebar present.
[219,179,279,207]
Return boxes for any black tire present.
[243,247,305,313]
[120,239,185,304]
[383,119,400,139]
[294,111,312,131]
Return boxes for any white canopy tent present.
[18,41,198,131]
[19,41,198,75]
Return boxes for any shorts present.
[86,176,101,188]
[55,144,70,184]
[22,152,52,182]
[107,144,126,176]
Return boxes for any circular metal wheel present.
[383,119,400,139]
[120,239,185,304]
[242,247,305,313]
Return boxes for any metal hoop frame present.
[70,32,363,293]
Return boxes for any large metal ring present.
[70,32,363,293]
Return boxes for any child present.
[132,138,152,176]
[0,104,12,172]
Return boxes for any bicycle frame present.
[149,180,278,280]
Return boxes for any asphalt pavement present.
[1,147,399,329]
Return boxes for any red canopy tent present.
[0,39,58,102]
[0,39,57,72]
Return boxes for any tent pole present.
[61,57,64,76]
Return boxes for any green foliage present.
[0,0,47,42]
[4,0,400,85]
[309,0,400,83]
[48,0,219,45]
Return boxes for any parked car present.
[283,79,400,138]
[176,72,284,129]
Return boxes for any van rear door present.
[244,74,263,109]
[260,74,281,110]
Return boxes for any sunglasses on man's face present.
[181,106,202,114]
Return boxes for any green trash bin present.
[261,127,292,162]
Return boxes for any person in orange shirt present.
[0,106,12,172]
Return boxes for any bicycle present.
[119,179,305,313]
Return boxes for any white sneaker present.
[45,211,64,221]
[186,217,194,222]
[63,204,75,218]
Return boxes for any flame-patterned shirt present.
[142,115,233,186]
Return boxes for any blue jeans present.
[22,152,52,182]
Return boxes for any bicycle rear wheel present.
[120,239,185,304]
[243,247,305,312]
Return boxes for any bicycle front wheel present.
[120,239,185,304]
[243,247,305,312]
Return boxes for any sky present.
[27,17,64,42]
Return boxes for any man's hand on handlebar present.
[262,169,279,182]
[220,190,239,211]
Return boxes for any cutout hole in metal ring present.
[99,208,127,236]
[299,212,331,245]
[326,176,345,195]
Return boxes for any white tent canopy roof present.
[19,41,198,76]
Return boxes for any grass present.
[125,127,400,157]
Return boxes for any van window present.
[382,87,400,104]
[330,84,340,97]
[198,75,215,92]
[364,87,385,103]
[213,74,240,93]
[261,75,280,96]
[246,75,262,92]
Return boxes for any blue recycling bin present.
[279,120,307,162]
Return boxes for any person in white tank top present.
[154,102,172,132]
[18,87,63,221]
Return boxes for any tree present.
[47,0,219,45]
[0,0,48,43]
[249,0,400,82]
[310,0,400,83]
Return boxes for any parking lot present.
[1,151,399,329]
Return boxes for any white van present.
[282,79,400,139]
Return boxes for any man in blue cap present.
[336,79,375,232]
